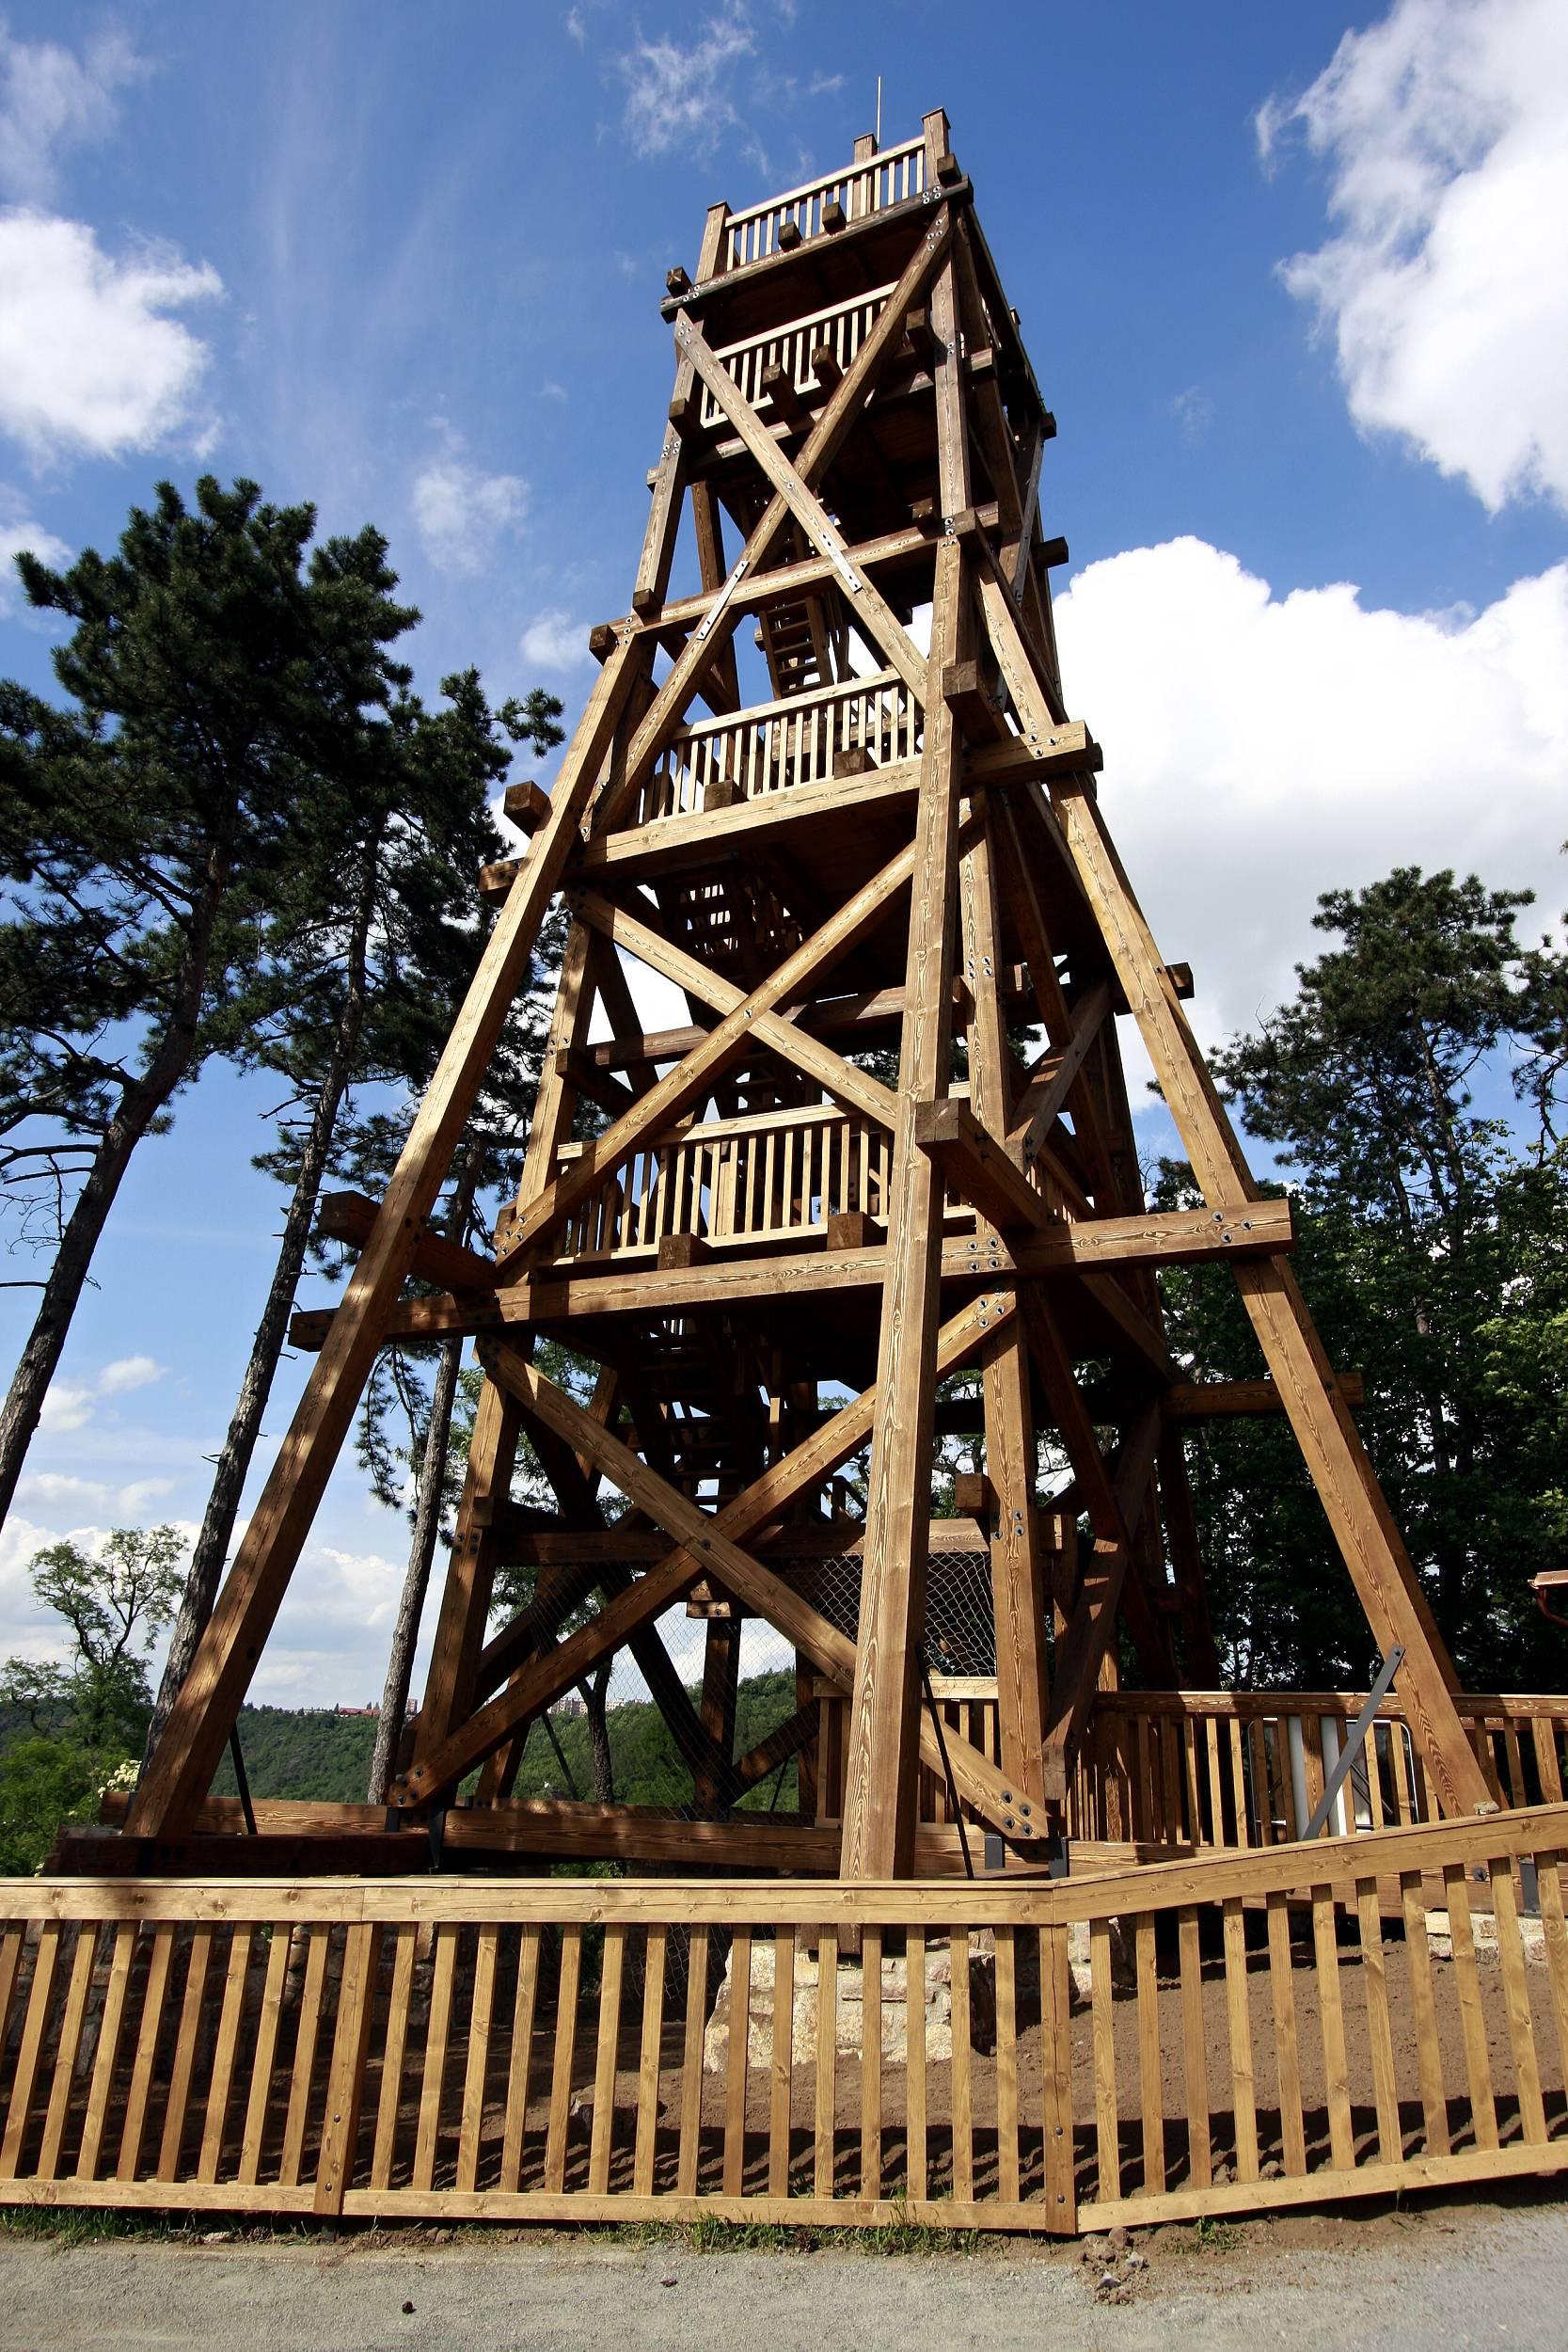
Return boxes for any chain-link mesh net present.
[506,1544,1002,1824]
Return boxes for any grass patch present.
[602,2209,982,2258]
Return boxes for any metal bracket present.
[1301,1646,1405,1841]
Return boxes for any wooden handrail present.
[723,138,924,233]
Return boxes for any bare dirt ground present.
[1,2183,1565,2352]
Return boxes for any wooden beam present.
[1040,1405,1163,1800]
[394,1292,1021,1817]
[632,504,998,641]
[1167,1374,1366,1420]
[576,969,1032,1074]
[575,758,924,882]
[313,1192,501,1294]
[918,1099,1293,1263]
[572,885,906,1132]
[1007,981,1112,1163]
[127,630,650,1837]
[675,312,929,699]
[472,1339,1036,1841]
[958,816,1050,1812]
[285,1205,1295,1357]
[842,465,970,1872]
[494,838,918,1272]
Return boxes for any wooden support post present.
[413,1378,520,1762]
[958,815,1049,1810]
[696,1610,743,1814]
[842,258,971,1880]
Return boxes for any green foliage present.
[0,1736,113,1875]
[207,1705,379,1803]
[0,475,420,1243]
[0,1524,186,1868]
[1172,864,1568,1687]
[202,1668,801,1812]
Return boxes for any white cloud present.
[13,1468,173,1519]
[0,211,222,466]
[38,1379,95,1435]
[0,20,143,205]
[0,486,68,607]
[14,1472,109,1512]
[1262,0,1568,513]
[97,1353,165,1397]
[620,4,754,159]
[1053,536,1568,1060]
[410,431,528,578]
[519,608,590,670]
[36,1353,167,1437]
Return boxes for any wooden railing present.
[5,1803,1568,2230]
[1076,1691,1568,1851]
[633,671,920,827]
[698,284,898,430]
[806,1688,1568,1846]
[721,138,927,274]
[558,1103,928,1265]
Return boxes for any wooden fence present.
[4,1802,1568,2231]
[806,1686,1568,1850]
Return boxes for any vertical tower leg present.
[412,1380,521,1763]
[695,1610,742,1814]
[958,816,1049,1810]
[841,532,966,1880]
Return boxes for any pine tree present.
[0,479,419,1526]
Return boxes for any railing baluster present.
[768,1928,794,2196]
[721,1926,751,2195]
[1401,1869,1450,2154]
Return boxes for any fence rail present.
[633,671,920,828]
[5,1803,1568,2231]
[720,139,927,274]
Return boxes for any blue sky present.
[1,0,1564,1707]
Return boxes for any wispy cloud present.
[519,608,591,670]
[620,4,755,159]
[39,1355,166,1435]
[98,1355,165,1397]
[1171,386,1215,447]
[0,18,145,205]
[409,425,528,578]
[0,213,222,468]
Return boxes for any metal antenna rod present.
[875,74,882,148]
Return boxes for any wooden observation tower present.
[19,107,1568,2249]
[126,106,1495,1879]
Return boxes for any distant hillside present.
[207,1667,800,1811]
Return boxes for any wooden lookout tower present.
[15,110,1568,2246]
[123,105,1497,1876]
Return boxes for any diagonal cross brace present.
[1301,1647,1406,1841]
[593,207,955,834]
[393,1295,1033,1834]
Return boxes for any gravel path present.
[1,2191,1563,2350]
